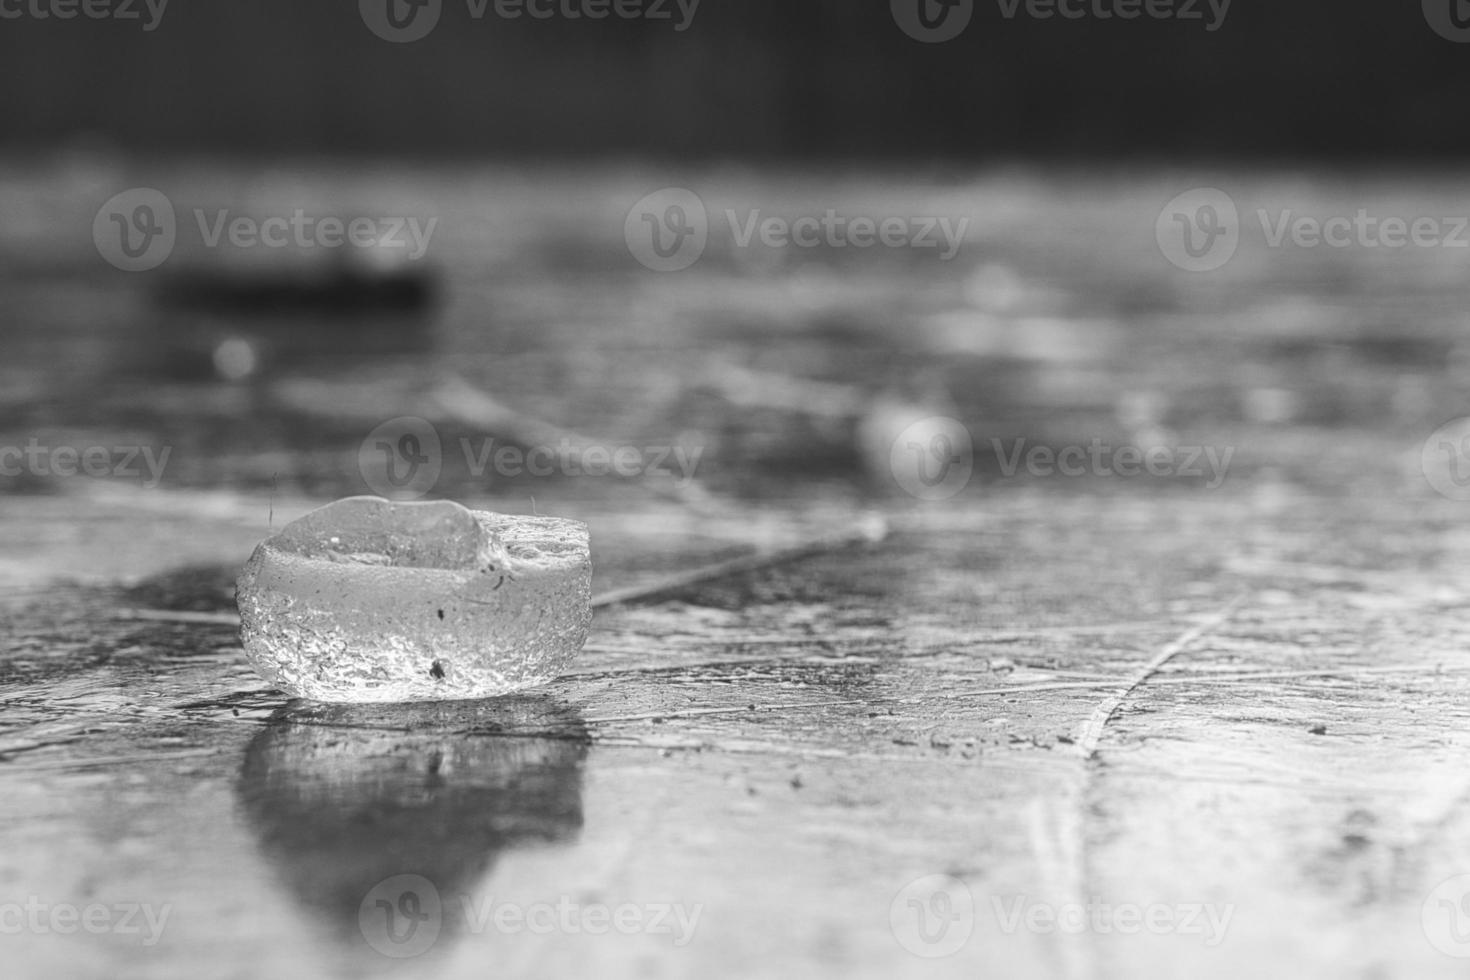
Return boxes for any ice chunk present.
[237,496,592,703]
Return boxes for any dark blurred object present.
[154,263,436,316]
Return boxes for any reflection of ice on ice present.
[235,698,588,963]
[236,497,591,703]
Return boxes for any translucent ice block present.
[236,496,592,703]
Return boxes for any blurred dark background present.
[1,0,1466,160]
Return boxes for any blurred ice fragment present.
[1241,387,1300,425]
[963,263,1026,314]
[921,311,1123,363]
[1115,389,1170,430]
[857,390,966,493]
[212,336,259,382]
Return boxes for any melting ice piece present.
[237,496,592,703]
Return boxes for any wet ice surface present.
[236,496,592,703]
[15,166,1470,979]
